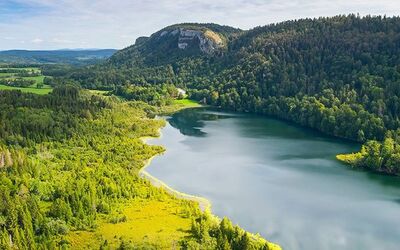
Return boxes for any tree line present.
[63,15,400,175]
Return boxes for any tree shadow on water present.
[168,108,234,137]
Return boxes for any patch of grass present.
[172,98,200,107]
[0,72,15,77]
[66,198,193,249]
[0,84,52,95]
[24,75,46,84]
[159,98,201,115]
[88,89,110,96]
[0,67,50,88]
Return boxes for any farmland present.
[0,66,52,94]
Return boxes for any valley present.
[0,13,400,250]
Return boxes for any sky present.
[1,0,399,50]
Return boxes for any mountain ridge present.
[0,49,117,65]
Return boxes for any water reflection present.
[168,108,234,137]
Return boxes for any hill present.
[67,15,400,175]
[108,23,241,67]
[0,49,117,65]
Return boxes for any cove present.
[145,108,400,250]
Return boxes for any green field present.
[172,98,200,107]
[0,66,52,94]
[24,75,46,84]
[0,72,15,77]
[160,99,201,114]
[66,198,194,249]
[88,89,110,95]
[0,84,52,95]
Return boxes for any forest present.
[64,15,400,175]
[2,13,400,250]
[0,86,275,249]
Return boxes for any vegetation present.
[0,66,53,93]
[64,15,400,175]
[337,130,400,175]
[0,84,52,95]
[0,86,277,249]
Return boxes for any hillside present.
[0,87,278,249]
[0,49,117,65]
[110,23,241,66]
[67,15,400,175]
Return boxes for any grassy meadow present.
[0,84,52,94]
[0,66,52,94]
[66,197,195,249]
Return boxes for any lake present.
[145,108,400,250]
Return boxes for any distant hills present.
[0,49,117,65]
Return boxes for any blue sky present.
[0,0,43,17]
[0,0,399,50]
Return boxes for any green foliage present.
[0,87,165,248]
[0,85,52,95]
[181,214,271,250]
[0,78,36,87]
[112,84,177,106]
[64,15,400,174]
[0,66,52,93]
[0,87,269,248]
[338,130,400,175]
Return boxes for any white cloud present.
[0,0,399,50]
[31,38,44,43]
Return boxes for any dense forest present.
[65,15,400,175]
[0,87,274,249]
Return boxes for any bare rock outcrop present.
[160,28,224,54]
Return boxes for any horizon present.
[1,0,399,50]
[0,48,117,52]
[1,14,399,52]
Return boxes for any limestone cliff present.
[157,28,225,54]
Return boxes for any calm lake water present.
[146,108,400,250]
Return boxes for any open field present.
[66,198,193,249]
[173,98,201,107]
[159,98,202,114]
[24,75,46,84]
[88,89,110,95]
[0,84,52,95]
[0,66,52,93]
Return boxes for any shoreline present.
[139,114,282,250]
[139,125,212,212]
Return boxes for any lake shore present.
[139,113,282,250]
[139,128,212,212]
[139,100,212,212]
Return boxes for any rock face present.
[159,28,224,54]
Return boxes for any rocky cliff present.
[108,23,241,66]
[156,28,224,54]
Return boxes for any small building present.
[177,88,187,98]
